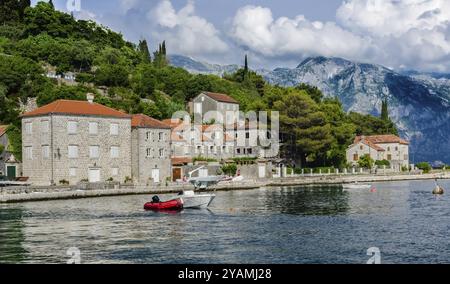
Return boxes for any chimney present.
[86,93,95,104]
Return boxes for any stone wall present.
[132,127,171,185]
[22,114,132,185]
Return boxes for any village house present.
[0,125,22,180]
[346,135,410,171]
[131,114,172,184]
[190,92,240,124]
[21,96,133,185]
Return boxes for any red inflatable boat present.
[144,198,184,211]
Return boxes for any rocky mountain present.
[170,55,450,164]
[168,55,239,76]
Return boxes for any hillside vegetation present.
[0,1,397,167]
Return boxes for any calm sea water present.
[1,179,450,264]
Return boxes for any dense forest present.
[0,1,398,167]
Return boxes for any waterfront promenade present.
[1,172,449,203]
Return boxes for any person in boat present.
[152,196,161,203]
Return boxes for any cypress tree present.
[244,54,249,74]
[49,0,54,9]
[138,39,152,63]
[381,98,389,121]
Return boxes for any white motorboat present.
[343,183,373,190]
[178,190,216,209]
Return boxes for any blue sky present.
[33,0,450,72]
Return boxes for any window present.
[353,154,359,161]
[25,122,32,135]
[89,122,99,135]
[159,132,164,141]
[111,168,119,177]
[110,146,120,158]
[41,120,49,133]
[237,148,241,154]
[146,131,152,141]
[68,145,79,159]
[194,103,202,113]
[110,123,119,136]
[68,121,78,134]
[89,146,100,159]
[360,145,363,150]
[246,132,250,139]
[159,149,165,158]
[69,168,77,177]
[395,146,399,151]
[404,154,409,160]
[42,145,50,159]
[247,148,253,155]
[387,147,391,151]
[25,146,33,160]
[387,154,392,161]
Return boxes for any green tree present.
[138,39,151,63]
[274,88,333,167]
[358,154,374,169]
[416,162,432,174]
[381,98,389,121]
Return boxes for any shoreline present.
[1,172,449,204]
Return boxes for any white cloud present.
[149,0,228,56]
[230,5,374,61]
[336,0,450,71]
[229,1,450,72]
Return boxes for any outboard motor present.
[152,196,161,203]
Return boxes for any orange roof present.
[131,114,171,129]
[364,135,409,145]
[353,135,409,151]
[202,92,239,104]
[0,125,8,137]
[21,100,131,119]
[172,157,193,166]
[162,118,186,129]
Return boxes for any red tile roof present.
[162,118,185,129]
[353,135,409,151]
[172,157,193,166]
[0,125,8,137]
[365,135,409,145]
[202,92,239,104]
[131,114,171,129]
[21,100,131,119]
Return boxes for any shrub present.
[232,157,257,164]
[401,166,410,172]
[59,179,69,185]
[375,160,390,167]
[124,176,133,183]
[416,162,432,174]
[358,154,374,169]
[0,144,4,155]
[221,164,237,176]
[106,177,114,182]
[193,156,218,163]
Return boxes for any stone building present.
[21,99,132,185]
[191,92,240,124]
[0,125,22,180]
[346,135,410,171]
[131,114,172,184]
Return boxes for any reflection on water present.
[0,208,28,263]
[0,179,449,264]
